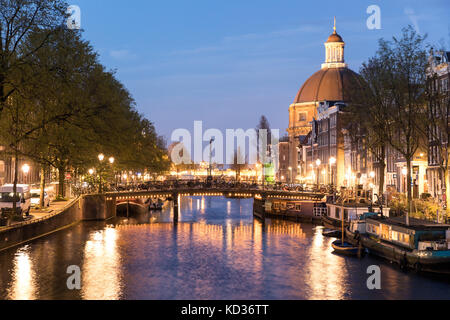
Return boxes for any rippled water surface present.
[0,196,449,300]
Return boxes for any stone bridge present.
[99,188,326,222]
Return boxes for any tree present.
[10,27,101,199]
[256,115,271,161]
[346,55,393,199]
[0,0,67,114]
[378,26,428,224]
[230,147,247,181]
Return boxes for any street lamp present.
[316,159,321,189]
[329,157,336,187]
[22,164,30,184]
[208,138,215,181]
[288,167,292,184]
[109,157,116,187]
[98,154,105,162]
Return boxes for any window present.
[298,112,307,122]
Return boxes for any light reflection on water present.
[6,247,37,300]
[0,196,449,300]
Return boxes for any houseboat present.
[346,215,450,274]
[323,200,390,230]
[253,194,325,223]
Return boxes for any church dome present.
[327,31,343,43]
[293,19,363,104]
[294,67,362,103]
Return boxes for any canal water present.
[0,197,449,300]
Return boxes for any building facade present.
[286,21,362,186]
[427,50,450,199]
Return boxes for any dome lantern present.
[322,17,347,69]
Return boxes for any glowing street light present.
[98,154,105,162]
[109,157,115,164]
[315,159,321,188]
[22,164,30,174]
[88,168,94,175]
[21,164,30,184]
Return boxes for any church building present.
[286,19,363,186]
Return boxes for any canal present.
[0,197,449,300]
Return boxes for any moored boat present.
[331,197,360,256]
[346,215,450,274]
[323,229,342,238]
[332,240,359,256]
[323,201,390,230]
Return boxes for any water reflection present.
[0,196,449,300]
[6,247,37,300]
[307,227,347,300]
[82,227,122,300]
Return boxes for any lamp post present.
[88,168,95,192]
[98,154,105,193]
[22,164,30,184]
[288,167,292,184]
[109,157,116,188]
[208,138,215,182]
[97,154,115,193]
[316,159,321,190]
[329,157,336,187]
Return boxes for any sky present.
[72,0,450,143]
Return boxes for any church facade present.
[286,21,363,187]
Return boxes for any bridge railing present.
[73,179,327,199]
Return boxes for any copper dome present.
[327,31,344,43]
[294,67,363,103]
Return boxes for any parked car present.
[0,184,32,216]
[30,189,51,208]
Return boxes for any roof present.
[294,67,363,103]
[367,216,450,231]
[327,31,344,43]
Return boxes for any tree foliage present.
[0,3,170,206]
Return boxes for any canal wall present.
[82,195,116,221]
[0,195,116,252]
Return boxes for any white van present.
[30,189,50,208]
[0,184,32,215]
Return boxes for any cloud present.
[109,49,138,60]
[171,24,326,56]
[404,7,420,33]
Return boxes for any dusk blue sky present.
[73,0,449,142]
